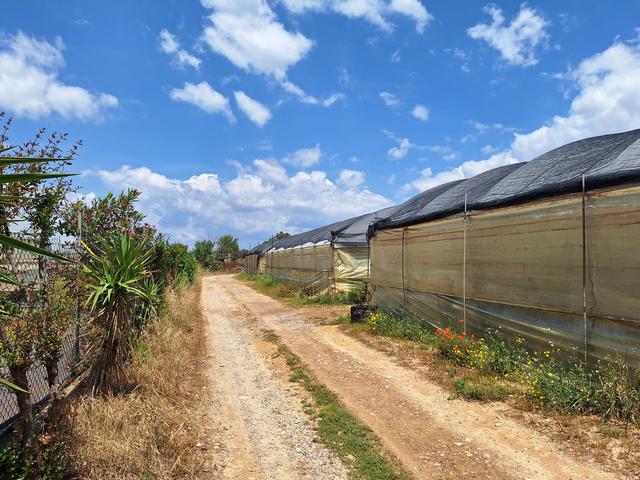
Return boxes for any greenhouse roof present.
[374,128,640,231]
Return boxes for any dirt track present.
[201,275,618,479]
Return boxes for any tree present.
[151,238,198,285]
[193,239,216,269]
[216,234,239,256]
[273,231,290,241]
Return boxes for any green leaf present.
[0,378,28,393]
[0,173,76,184]
[0,269,18,285]
[0,233,71,262]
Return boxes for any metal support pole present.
[401,229,407,307]
[581,174,588,363]
[312,244,316,296]
[463,193,468,334]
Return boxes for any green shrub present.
[345,283,367,304]
[151,239,197,286]
[367,310,434,343]
[236,271,256,281]
[0,442,69,480]
[256,274,277,288]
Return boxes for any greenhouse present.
[262,206,398,292]
[368,128,640,364]
[243,240,274,276]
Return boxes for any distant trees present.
[193,240,217,270]
[191,235,240,271]
[216,234,239,255]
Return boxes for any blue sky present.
[2,1,640,247]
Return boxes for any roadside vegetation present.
[64,280,209,479]
[357,310,640,424]
[237,272,366,306]
[0,115,204,479]
[262,329,408,480]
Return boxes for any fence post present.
[74,208,82,366]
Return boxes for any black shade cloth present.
[374,128,640,231]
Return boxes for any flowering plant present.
[433,321,478,364]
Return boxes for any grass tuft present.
[262,329,408,480]
[237,273,365,306]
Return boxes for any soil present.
[201,275,622,479]
[201,276,347,480]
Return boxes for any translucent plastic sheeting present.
[370,185,640,364]
[334,246,369,291]
[244,254,259,275]
[265,244,334,293]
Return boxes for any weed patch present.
[360,310,640,426]
[237,273,364,306]
[453,377,513,401]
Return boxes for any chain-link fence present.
[0,233,82,436]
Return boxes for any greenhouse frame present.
[368,129,640,364]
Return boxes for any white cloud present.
[281,0,432,33]
[280,78,344,107]
[388,137,412,160]
[234,91,272,127]
[511,38,640,160]
[408,151,519,191]
[385,131,456,161]
[159,29,201,69]
[380,91,400,107]
[93,160,389,245]
[283,144,322,167]
[411,103,429,121]
[388,0,432,33]
[169,81,234,121]
[322,93,345,107]
[338,169,365,187]
[407,35,640,192]
[0,31,118,121]
[200,0,313,80]
[200,1,345,107]
[481,144,498,154]
[467,4,549,67]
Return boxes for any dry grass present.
[64,278,211,479]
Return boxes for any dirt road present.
[202,275,618,480]
[201,279,347,480]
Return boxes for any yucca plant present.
[83,234,156,395]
